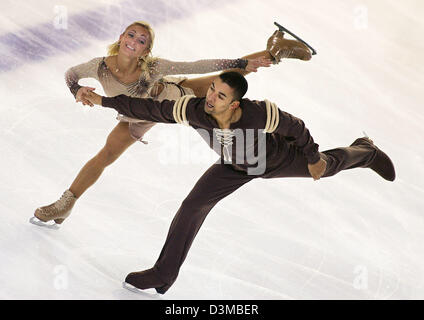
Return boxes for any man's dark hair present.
[218,71,248,102]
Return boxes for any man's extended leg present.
[264,137,395,180]
[124,163,256,293]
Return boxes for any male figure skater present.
[84,71,395,294]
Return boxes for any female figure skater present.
[30,21,312,227]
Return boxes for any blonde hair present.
[107,21,157,72]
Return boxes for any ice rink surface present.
[0,0,423,299]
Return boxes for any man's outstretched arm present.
[85,92,177,124]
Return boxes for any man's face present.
[204,78,238,116]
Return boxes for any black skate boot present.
[351,137,396,181]
[123,268,171,295]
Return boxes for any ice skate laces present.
[52,190,74,214]
[281,48,294,59]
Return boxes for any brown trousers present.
[153,140,377,286]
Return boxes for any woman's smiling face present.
[119,24,151,58]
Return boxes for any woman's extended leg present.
[69,121,136,198]
[33,121,150,225]
[181,30,313,97]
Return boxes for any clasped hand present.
[75,86,102,106]
[246,56,272,72]
[308,158,327,181]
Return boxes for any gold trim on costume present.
[263,99,280,133]
[173,95,195,126]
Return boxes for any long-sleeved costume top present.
[101,95,320,176]
[65,57,248,98]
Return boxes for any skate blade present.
[122,282,161,297]
[29,217,61,230]
[274,21,317,55]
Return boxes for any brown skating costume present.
[100,94,395,294]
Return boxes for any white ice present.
[0,0,423,300]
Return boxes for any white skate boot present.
[30,190,77,228]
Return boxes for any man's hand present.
[246,56,272,72]
[84,91,103,106]
[308,158,327,181]
[76,86,96,106]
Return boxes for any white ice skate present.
[29,190,77,228]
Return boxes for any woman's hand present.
[76,86,96,107]
[84,91,103,106]
[308,158,327,181]
[245,56,272,72]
